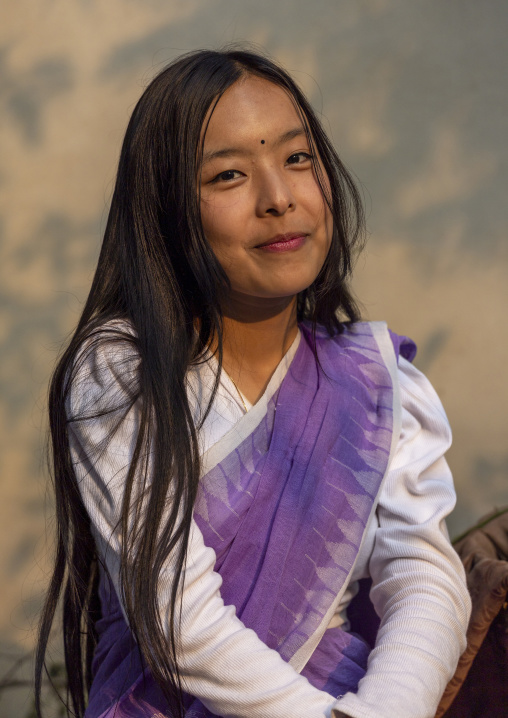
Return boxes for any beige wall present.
[1,0,507,713]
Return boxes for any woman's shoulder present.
[74,318,139,369]
[302,319,451,450]
[309,320,418,365]
[397,354,450,428]
[67,318,140,417]
[337,322,446,418]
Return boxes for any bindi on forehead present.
[261,139,265,144]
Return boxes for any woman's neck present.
[219,293,298,406]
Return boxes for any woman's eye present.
[286,152,313,165]
[211,169,242,183]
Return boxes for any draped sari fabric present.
[85,322,416,718]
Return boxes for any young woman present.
[36,49,471,718]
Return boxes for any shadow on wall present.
[0,51,74,145]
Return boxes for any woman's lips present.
[255,233,307,252]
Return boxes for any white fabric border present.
[289,321,402,672]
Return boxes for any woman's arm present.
[334,357,471,718]
[68,334,341,718]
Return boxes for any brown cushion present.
[442,604,508,717]
[435,508,508,717]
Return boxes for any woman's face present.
[199,75,333,305]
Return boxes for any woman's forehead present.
[201,76,305,151]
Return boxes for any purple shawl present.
[86,322,416,717]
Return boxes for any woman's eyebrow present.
[201,127,306,165]
[273,126,306,148]
[201,146,242,164]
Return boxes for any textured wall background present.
[1,0,507,714]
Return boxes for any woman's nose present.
[255,170,296,217]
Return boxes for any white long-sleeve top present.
[68,326,471,718]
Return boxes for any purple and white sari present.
[86,321,416,717]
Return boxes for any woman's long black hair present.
[35,48,365,717]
